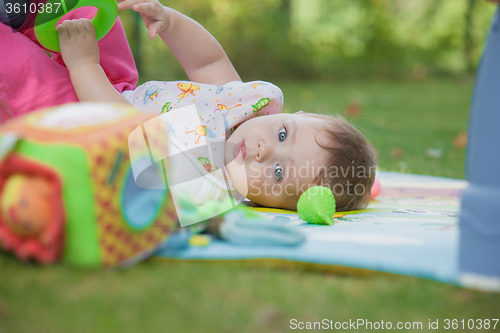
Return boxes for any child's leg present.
[0,22,79,121]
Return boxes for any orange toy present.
[0,160,65,263]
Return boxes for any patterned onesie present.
[122,80,283,223]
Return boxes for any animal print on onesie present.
[123,80,283,211]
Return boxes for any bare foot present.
[56,19,99,71]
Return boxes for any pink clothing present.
[0,7,138,122]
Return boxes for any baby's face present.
[225,112,328,210]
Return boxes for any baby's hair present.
[305,113,377,211]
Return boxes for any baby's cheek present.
[245,168,261,195]
[247,179,265,198]
[280,182,293,198]
[246,165,273,196]
[227,163,249,196]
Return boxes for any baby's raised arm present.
[118,0,241,86]
[57,1,241,104]
[56,19,132,105]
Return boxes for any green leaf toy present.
[297,186,336,225]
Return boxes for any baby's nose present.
[255,141,270,162]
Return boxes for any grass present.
[1,78,499,333]
[276,77,472,179]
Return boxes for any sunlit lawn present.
[277,77,471,179]
[1,78,498,333]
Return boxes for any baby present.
[56,0,377,212]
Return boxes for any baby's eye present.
[275,164,284,182]
[278,127,287,142]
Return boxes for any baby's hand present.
[56,19,99,71]
[118,0,170,39]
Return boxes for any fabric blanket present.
[156,171,466,285]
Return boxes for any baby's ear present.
[294,111,304,115]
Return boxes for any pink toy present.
[371,177,381,198]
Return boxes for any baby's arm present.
[56,19,132,105]
[118,0,241,86]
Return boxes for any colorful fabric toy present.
[0,102,178,267]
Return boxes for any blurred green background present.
[119,0,495,81]
[116,0,495,180]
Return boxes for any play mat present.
[156,171,466,285]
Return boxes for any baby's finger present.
[80,18,95,34]
[61,20,77,37]
[55,23,69,39]
[148,21,162,39]
[117,0,151,11]
[75,19,85,33]
[132,3,156,16]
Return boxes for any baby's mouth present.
[233,140,246,163]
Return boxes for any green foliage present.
[120,0,496,81]
[277,78,471,179]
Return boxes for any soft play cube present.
[0,102,178,267]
